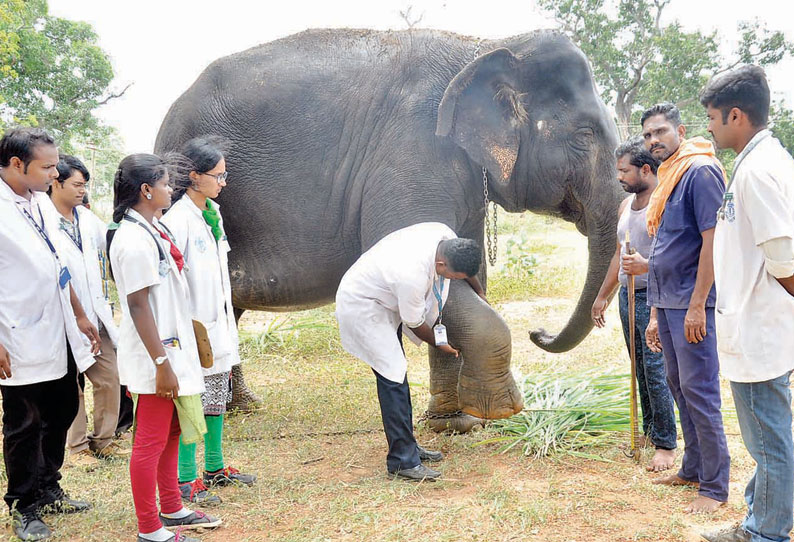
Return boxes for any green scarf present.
[201,198,223,241]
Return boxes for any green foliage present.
[504,234,539,279]
[481,372,632,459]
[537,0,793,139]
[771,101,794,155]
[0,0,118,151]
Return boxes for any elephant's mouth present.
[558,187,587,236]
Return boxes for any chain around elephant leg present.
[227,364,263,413]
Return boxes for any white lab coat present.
[110,209,205,396]
[335,222,456,383]
[714,131,794,382]
[160,196,240,376]
[0,181,94,385]
[39,198,119,347]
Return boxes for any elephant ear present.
[436,48,527,185]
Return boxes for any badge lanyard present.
[123,215,171,277]
[16,201,72,289]
[431,275,449,346]
[432,275,445,324]
[718,131,771,221]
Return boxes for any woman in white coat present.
[160,137,256,505]
[107,153,221,542]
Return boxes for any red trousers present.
[130,394,182,533]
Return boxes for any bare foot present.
[646,449,676,472]
[651,473,699,488]
[685,495,724,514]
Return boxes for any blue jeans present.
[618,288,677,449]
[657,307,730,502]
[731,372,794,542]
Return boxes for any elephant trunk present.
[530,211,617,352]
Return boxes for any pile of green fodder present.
[481,372,632,460]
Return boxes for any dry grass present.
[2,211,754,541]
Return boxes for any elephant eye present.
[571,127,594,149]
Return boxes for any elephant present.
[154,28,623,432]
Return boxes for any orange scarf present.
[645,137,725,236]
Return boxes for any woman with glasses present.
[161,137,256,506]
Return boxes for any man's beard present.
[621,180,650,194]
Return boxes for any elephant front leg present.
[424,280,523,433]
[426,348,486,433]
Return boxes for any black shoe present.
[11,508,51,541]
[417,445,444,463]
[203,466,257,487]
[387,464,441,482]
[137,532,201,542]
[179,479,222,506]
[700,524,752,542]
[37,485,91,514]
[159,510,222,530]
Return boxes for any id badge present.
[158,259,170,277]
[58,266,71,290]
[433,324,448,346]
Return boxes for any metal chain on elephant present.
[418,409,464,422]
[483,167,498,266]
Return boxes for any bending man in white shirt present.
[700,66,794,542]
[336,222,485,481]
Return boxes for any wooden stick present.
[625,231,640,463]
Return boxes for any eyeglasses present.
[200,171,228,184]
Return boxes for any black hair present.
[82,193,90,206]
[171,135,228,202]
[640,103,682,129]
[56,154,91,184]
[0,127,56,170]
[106,153,170,276]
[440,238,482,277]
[50,154,91,194]
[699,65,770,127]
[615,137,660,175]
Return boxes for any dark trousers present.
[618,288,677,449]
[657,307,730,502]
[1,347,79,513]
[373,326,420,473]
[116,385,134,435]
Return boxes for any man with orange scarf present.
[639,103,730,514]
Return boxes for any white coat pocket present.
[9,308,58,365]
[715,309,741,356]
[205,319,232,360]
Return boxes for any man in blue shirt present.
[641,103,730,514]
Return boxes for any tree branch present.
[96,82,132,106]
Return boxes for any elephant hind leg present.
[227,307,263,413]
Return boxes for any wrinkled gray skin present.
[155,28,622,432]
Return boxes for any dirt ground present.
[2,213,757,541]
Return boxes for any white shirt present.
[40,198,119,347]
[160,196,240,376]
[0,180,94,385]
[110,209,205,395]
[335,222,456,383]
[714,130,794,382]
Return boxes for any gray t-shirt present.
[617,197,652,290]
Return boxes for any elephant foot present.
[457,371,524,421]
[423,412,486,434]
[227,365,263,413]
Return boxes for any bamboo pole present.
[625,231,641,463]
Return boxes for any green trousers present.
[178,414,224,482]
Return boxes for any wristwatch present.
[153,355,168,366]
